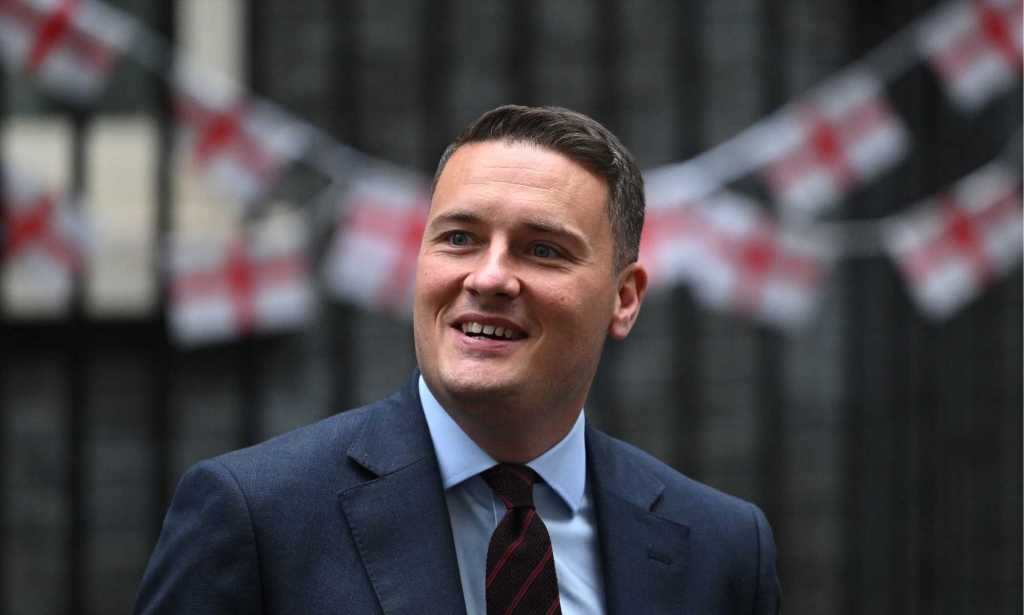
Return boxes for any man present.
[135,105,781,614]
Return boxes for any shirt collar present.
[418,375,587,513]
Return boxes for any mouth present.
[451,317,528,342]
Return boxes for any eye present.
[530,243,559,259]
[447,231,471,247]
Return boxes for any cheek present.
[416,260,458,300]
[414,270,438,300]
[546,281,614,329]
[533,280,581,313]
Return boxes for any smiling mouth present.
[455,321,527,341]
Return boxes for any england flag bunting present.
[168,229,314,346]
[0,0,135,103]
[173,66,312,205]
[760,71,910,218]
[640,190,832,329]
[322,171,430,316]
[883,162,1022,320]
[917,0,1023,112]
[1,165,85,304]
[639,166,712,287]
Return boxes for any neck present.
[441,395,582,464]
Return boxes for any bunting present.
[641,191,832,329]
[883,162,1022,319]
[2,0,1020,335]
[322,171,430,316]
[1,165,86,307]
[173,66,312,205]
[168,228,314,346]
[0,0,134,102]
[759,71,911,218]
[917,0,1023,112]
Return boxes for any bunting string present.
[0,0,1020,342]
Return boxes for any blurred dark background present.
[1,0,1021,613]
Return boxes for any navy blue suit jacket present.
[135,374,781,614]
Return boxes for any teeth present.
[459,321,521,339]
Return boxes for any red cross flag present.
[917,0,1022,112]
[639,166,709,288]
[640,190,831,329]
[2,166,83,270]
[169,230,314,346]
[0,0,135,103]
[883,162,1022,320]
[322,171,430,316]
[760,71,910,218]
[1,165,84,306]
[173,66,311,205]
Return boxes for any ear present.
[608,262,648,341]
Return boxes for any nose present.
[463,241,521,299]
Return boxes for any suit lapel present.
[587,428,691,615]
[337,377,467,615]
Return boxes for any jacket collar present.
[337,373,468,615]
[587,426,692,615]
[344,373,436,475]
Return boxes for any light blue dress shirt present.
[418,376,606,615]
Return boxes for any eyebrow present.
[428,210,481,229]
[428,209,590,251]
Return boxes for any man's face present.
[413,140,645,421]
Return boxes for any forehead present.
[431,140,609,223]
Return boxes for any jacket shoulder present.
[591,428,766,531]
[200,392,399,498]
[588,429,781,613]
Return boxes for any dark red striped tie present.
[482,464,562,615]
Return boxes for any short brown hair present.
[433,105,645,271]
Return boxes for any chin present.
[437,365,521,404]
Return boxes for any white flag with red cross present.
[639,165,711,288]
[322,171,430,317]
[2,166,84,271]
[168,229,314,346]
[640,190,832,329]
[883,162,1022,320]
[759,71,910,218]
[1,165,85,305]
[0,0,135,103]
[173,66,311,205]
[917,0,1022,112]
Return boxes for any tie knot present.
[482,464,538,509]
